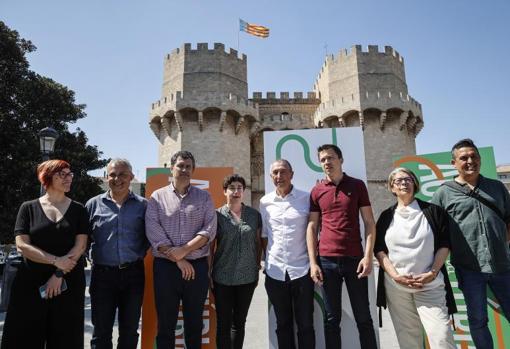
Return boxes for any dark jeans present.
[455,267,510,349]
[320,256,377,349]
[264,272,315,349]
[212,281,257,349]
[90,261,145,349]
[153,257,209,349]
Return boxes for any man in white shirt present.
[260,159,315,349]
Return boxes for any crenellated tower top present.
[312,44,422,136]
[148,43,258,193]
[314,45,407,102]
[161,42,249,103]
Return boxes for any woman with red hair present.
[1,160,89,349]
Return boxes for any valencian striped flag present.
[239,19,269,38]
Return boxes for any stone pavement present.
[243,266,400,349]
[0,265,400,348]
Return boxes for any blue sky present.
[2,0,509,180]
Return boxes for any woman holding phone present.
[1,160,89,349]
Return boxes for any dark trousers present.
[213,281,257,349]
[320,256,377,349]
[456,267,510,349]
[153,257,209,349]
[264,272,315,349]
[90,261,145,349]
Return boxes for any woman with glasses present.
[1,160,89,349]
[373,167,456,349]
[210,174,262,349]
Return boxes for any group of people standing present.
[2,138,510,349]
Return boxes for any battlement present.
[316,45,403,76]
[328,44,404,64]
[166,42,247,62]
[251,91,318,100]
[315,90,421,111]
[314,44,407,100]
[151,91,258,111]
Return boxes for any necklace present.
[228,204,243,222]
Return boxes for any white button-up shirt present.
[260,187,310,281]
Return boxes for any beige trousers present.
[385,276,455,349]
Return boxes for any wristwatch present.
[54,269,64,278]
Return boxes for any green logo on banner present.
[393,147,497,202]
[275,128,338,172]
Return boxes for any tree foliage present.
[0,21,108,243]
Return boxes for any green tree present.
[0,21,108,244]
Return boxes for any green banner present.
[395,147,510,348]
[394,147,497,202]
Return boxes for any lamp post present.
[38,127,58,195]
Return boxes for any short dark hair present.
[451,138,479,159]
[171,150,195,169]
[317,144,343,159]
[222,174,246,190]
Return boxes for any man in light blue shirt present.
[86,158,148,349]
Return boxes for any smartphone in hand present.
[39,279,68,299]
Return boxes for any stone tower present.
[249,92,320,205]
[149,43,423,215]
[312,45,423,215]
[149,43,259,202]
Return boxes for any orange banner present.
[142,167,233,349]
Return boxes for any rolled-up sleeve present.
[196,193,217,243]
[145,195,173,250]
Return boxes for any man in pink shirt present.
[145,151,216,349]
[306,144,377,349]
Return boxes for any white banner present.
[263,127,379,349]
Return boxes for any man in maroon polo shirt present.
[306,144,377,349]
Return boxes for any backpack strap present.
[442,181,505,222]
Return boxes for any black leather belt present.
[93,260,143,271]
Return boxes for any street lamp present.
[38,127,58,161]
[38,127,58,195]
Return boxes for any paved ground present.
[1,265,400,348]
[243,265,400,349]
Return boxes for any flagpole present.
[237,19,240,51]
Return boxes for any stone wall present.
[149,43,424,215]
[157,109,253,203]
[249,92,320,198]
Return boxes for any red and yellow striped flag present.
[239,19,269,38]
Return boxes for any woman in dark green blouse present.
[211,174,262,349]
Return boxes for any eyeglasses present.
[56,171,74,179]
[393,177,413,185]
[227,186,244,192]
